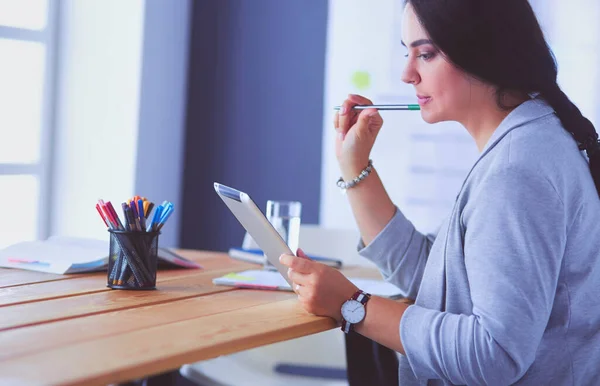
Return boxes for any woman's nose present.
[401,61,420,85]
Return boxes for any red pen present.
[99,200,116,229]
[106,201,124,230]
[96,204,109,228]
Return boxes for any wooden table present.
[0,250,379,386]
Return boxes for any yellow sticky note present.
[224,272,255,281]
[351,70,371,91]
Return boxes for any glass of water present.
[264,200,302,269]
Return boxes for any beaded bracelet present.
[336,159,373,191]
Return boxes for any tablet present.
[214,182,293,285]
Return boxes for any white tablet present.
[214,182,293,285]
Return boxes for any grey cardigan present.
[359,97,600,385]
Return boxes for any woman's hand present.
[334,94,384,179]
[279,249,358,322]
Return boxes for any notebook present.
[0,236,202,274]
[213,269,403,298]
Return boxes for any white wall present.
[50,0,191,246]
[50,0,145,240]
[540,0,600,123]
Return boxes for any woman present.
[280,1,600,385]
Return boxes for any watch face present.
[341,299,365,324]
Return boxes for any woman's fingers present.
[280,254,313,274]
[333,111,340,131]
[348,94,373,105]
[287,267,310,285]
[338,94,374,135]
[338,99,359,135]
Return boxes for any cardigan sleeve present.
[357,207,437,299]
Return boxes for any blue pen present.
[156,205,174,231]
[156,202,172,223]
[147,205,163,232]
[162,201,173,215]
[129,200,141,231]
[161,202,173,217]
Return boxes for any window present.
[0,0,55,248]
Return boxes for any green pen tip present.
[409,104,421,110]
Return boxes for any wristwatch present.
[341,290,371,334]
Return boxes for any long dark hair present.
[406,0,600,196]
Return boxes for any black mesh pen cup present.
[107,230,160,290]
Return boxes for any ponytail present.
[542,84,600,197]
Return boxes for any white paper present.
[213,269,403,298]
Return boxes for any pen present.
[129,200,141,231]
[122,204,135,231]
[106,201,124,230]
[137,199,146,229]
[148,205,163,232]
[121,203,130,230]
[156,204,174,231]
[96,204,109,228]
[99,200,117,230]
[145,202,154,218]
[333,104,420,111]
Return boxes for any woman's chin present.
[420,111,440,124]
[420,108,450,124]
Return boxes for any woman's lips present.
[417,96,432,106]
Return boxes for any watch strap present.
[341,290,371,334]
[342,318,351,334]
[354,290,370,304]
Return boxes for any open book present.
[0,236,201,274]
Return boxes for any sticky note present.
[223,272,255,281]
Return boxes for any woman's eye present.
[404,52,436,60]
[417,52,435,61]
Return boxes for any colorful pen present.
[106,201,124,230]
[137,199,146,229]
[96,204,109,228]
[148,205,163,232]
[156,205,174,231]
[333,104,420,111]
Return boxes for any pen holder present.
[107,230,160,290]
